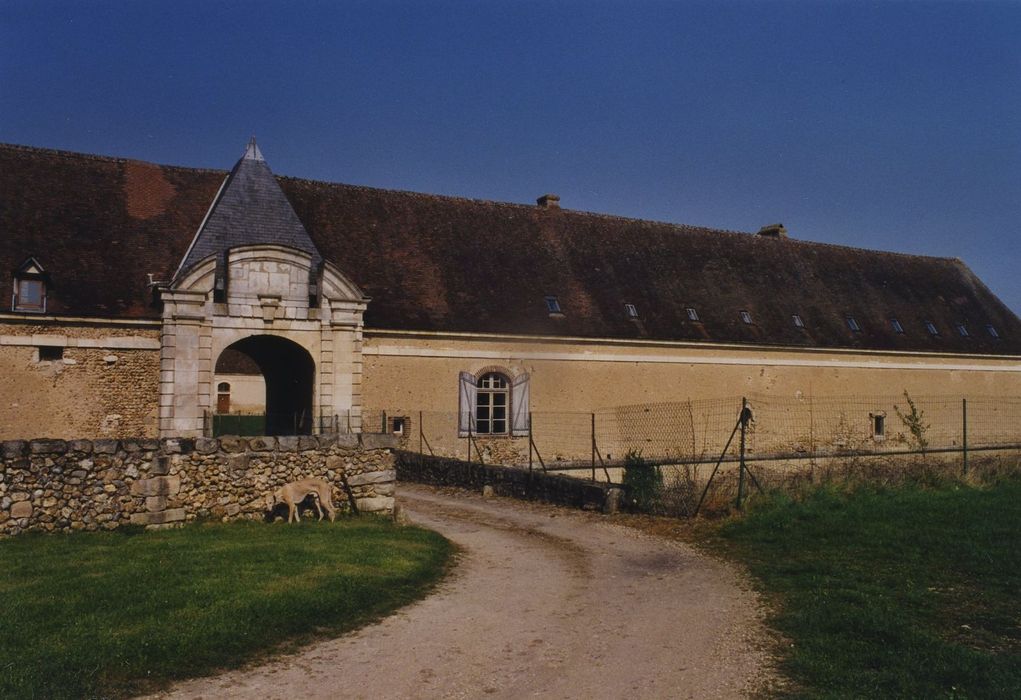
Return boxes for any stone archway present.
[215,335,315,435]
[158,245,368,438]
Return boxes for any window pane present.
[493,393,506,406]
[476,404,490,420]
[477,419,491,434]
[492,419,506,434]
[18,280,43,308]
[493,406,506,421]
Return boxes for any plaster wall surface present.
[362,332,1021,411]
[214,373,266,412]
[362,332,1021,462]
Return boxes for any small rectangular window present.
[956,324,970,337]
[686,307,699,321]
[891,318,905,334]
[624,303,639,319]
[15,279,45,312]
[987,324,1000,339]
[391,417,406,435]
[925,321,939,336]
[544,296,562,314]
[739,310,753,324]
[872,413,886,440]
[38,346,63,361]
[847,316,861,332]
[792,314,804,328]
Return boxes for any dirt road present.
[150,485,773,699]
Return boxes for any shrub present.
[622,450,663,512]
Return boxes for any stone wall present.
[396,450,617,512]
[0,433,398,535]
[0,321,161,439]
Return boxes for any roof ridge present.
[0,141,960,264]
[0,141,226,175]
[277,173,959,263]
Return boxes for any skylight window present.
[544,296,562,314]
[956,324,970,337]
[624,303,639,319]
[987,324,1000,339]
[890,318,905,334]
[846,316,861,332]
[925,321,939,337]
[739,310,753,324]
[686,307,699,321]
[792,314,804,328]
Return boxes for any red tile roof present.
[2,142,1019,355]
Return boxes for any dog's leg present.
[313,493,324,521]
[323,490,337,522]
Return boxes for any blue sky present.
[3,0,1019,313]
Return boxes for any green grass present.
[713,479,1021,699]
[0,518,453,699]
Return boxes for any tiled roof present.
[176,139,321,279]
[2,142,1019,355]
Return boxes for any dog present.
[266,478,337,523]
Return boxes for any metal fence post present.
[419,410,424,455]
[962,398,968,475]
[591,412,596,482]
[737,397,748,510]
[528,412,533,474]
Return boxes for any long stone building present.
[2,140,1020,457]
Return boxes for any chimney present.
[757,223,788,238]
[537,193,560,210]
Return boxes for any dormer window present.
[891,318,905,334]
[624,303,639,319]
[987,324,1000,339]
[686,307,699,321]
[792,314,805,328]
[956,324,970,337]
[739,310,753,324]
[12,257,48,313]
[925,321,939,337]
[544,296,562,314]
[846,316,861,332]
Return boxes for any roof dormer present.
[11,257,49,313]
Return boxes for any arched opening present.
[216,382,231,413]
[214,335,315,436]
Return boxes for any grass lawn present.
[0,518,453,699]
[713,478,1021,699]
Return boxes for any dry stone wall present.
[0,433,398,535]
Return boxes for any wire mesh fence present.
[383,392,1021,484]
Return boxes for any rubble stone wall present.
[0,433,398,536]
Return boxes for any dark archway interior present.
[215,335,315,435]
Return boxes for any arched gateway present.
[214,335,315,435]
[157,140,368,438]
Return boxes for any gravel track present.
[148,484,773,699]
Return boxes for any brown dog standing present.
[266,478,337,523]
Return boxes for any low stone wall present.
[0,434,399,535]
[395,451,618,512]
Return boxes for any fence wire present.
[381,394,1021,480]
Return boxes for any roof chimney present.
[537,193,560,210]
[757,223,788,238]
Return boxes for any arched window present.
[458,370,530,437]
[475,372,509,434]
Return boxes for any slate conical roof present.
[174,138,321,279]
